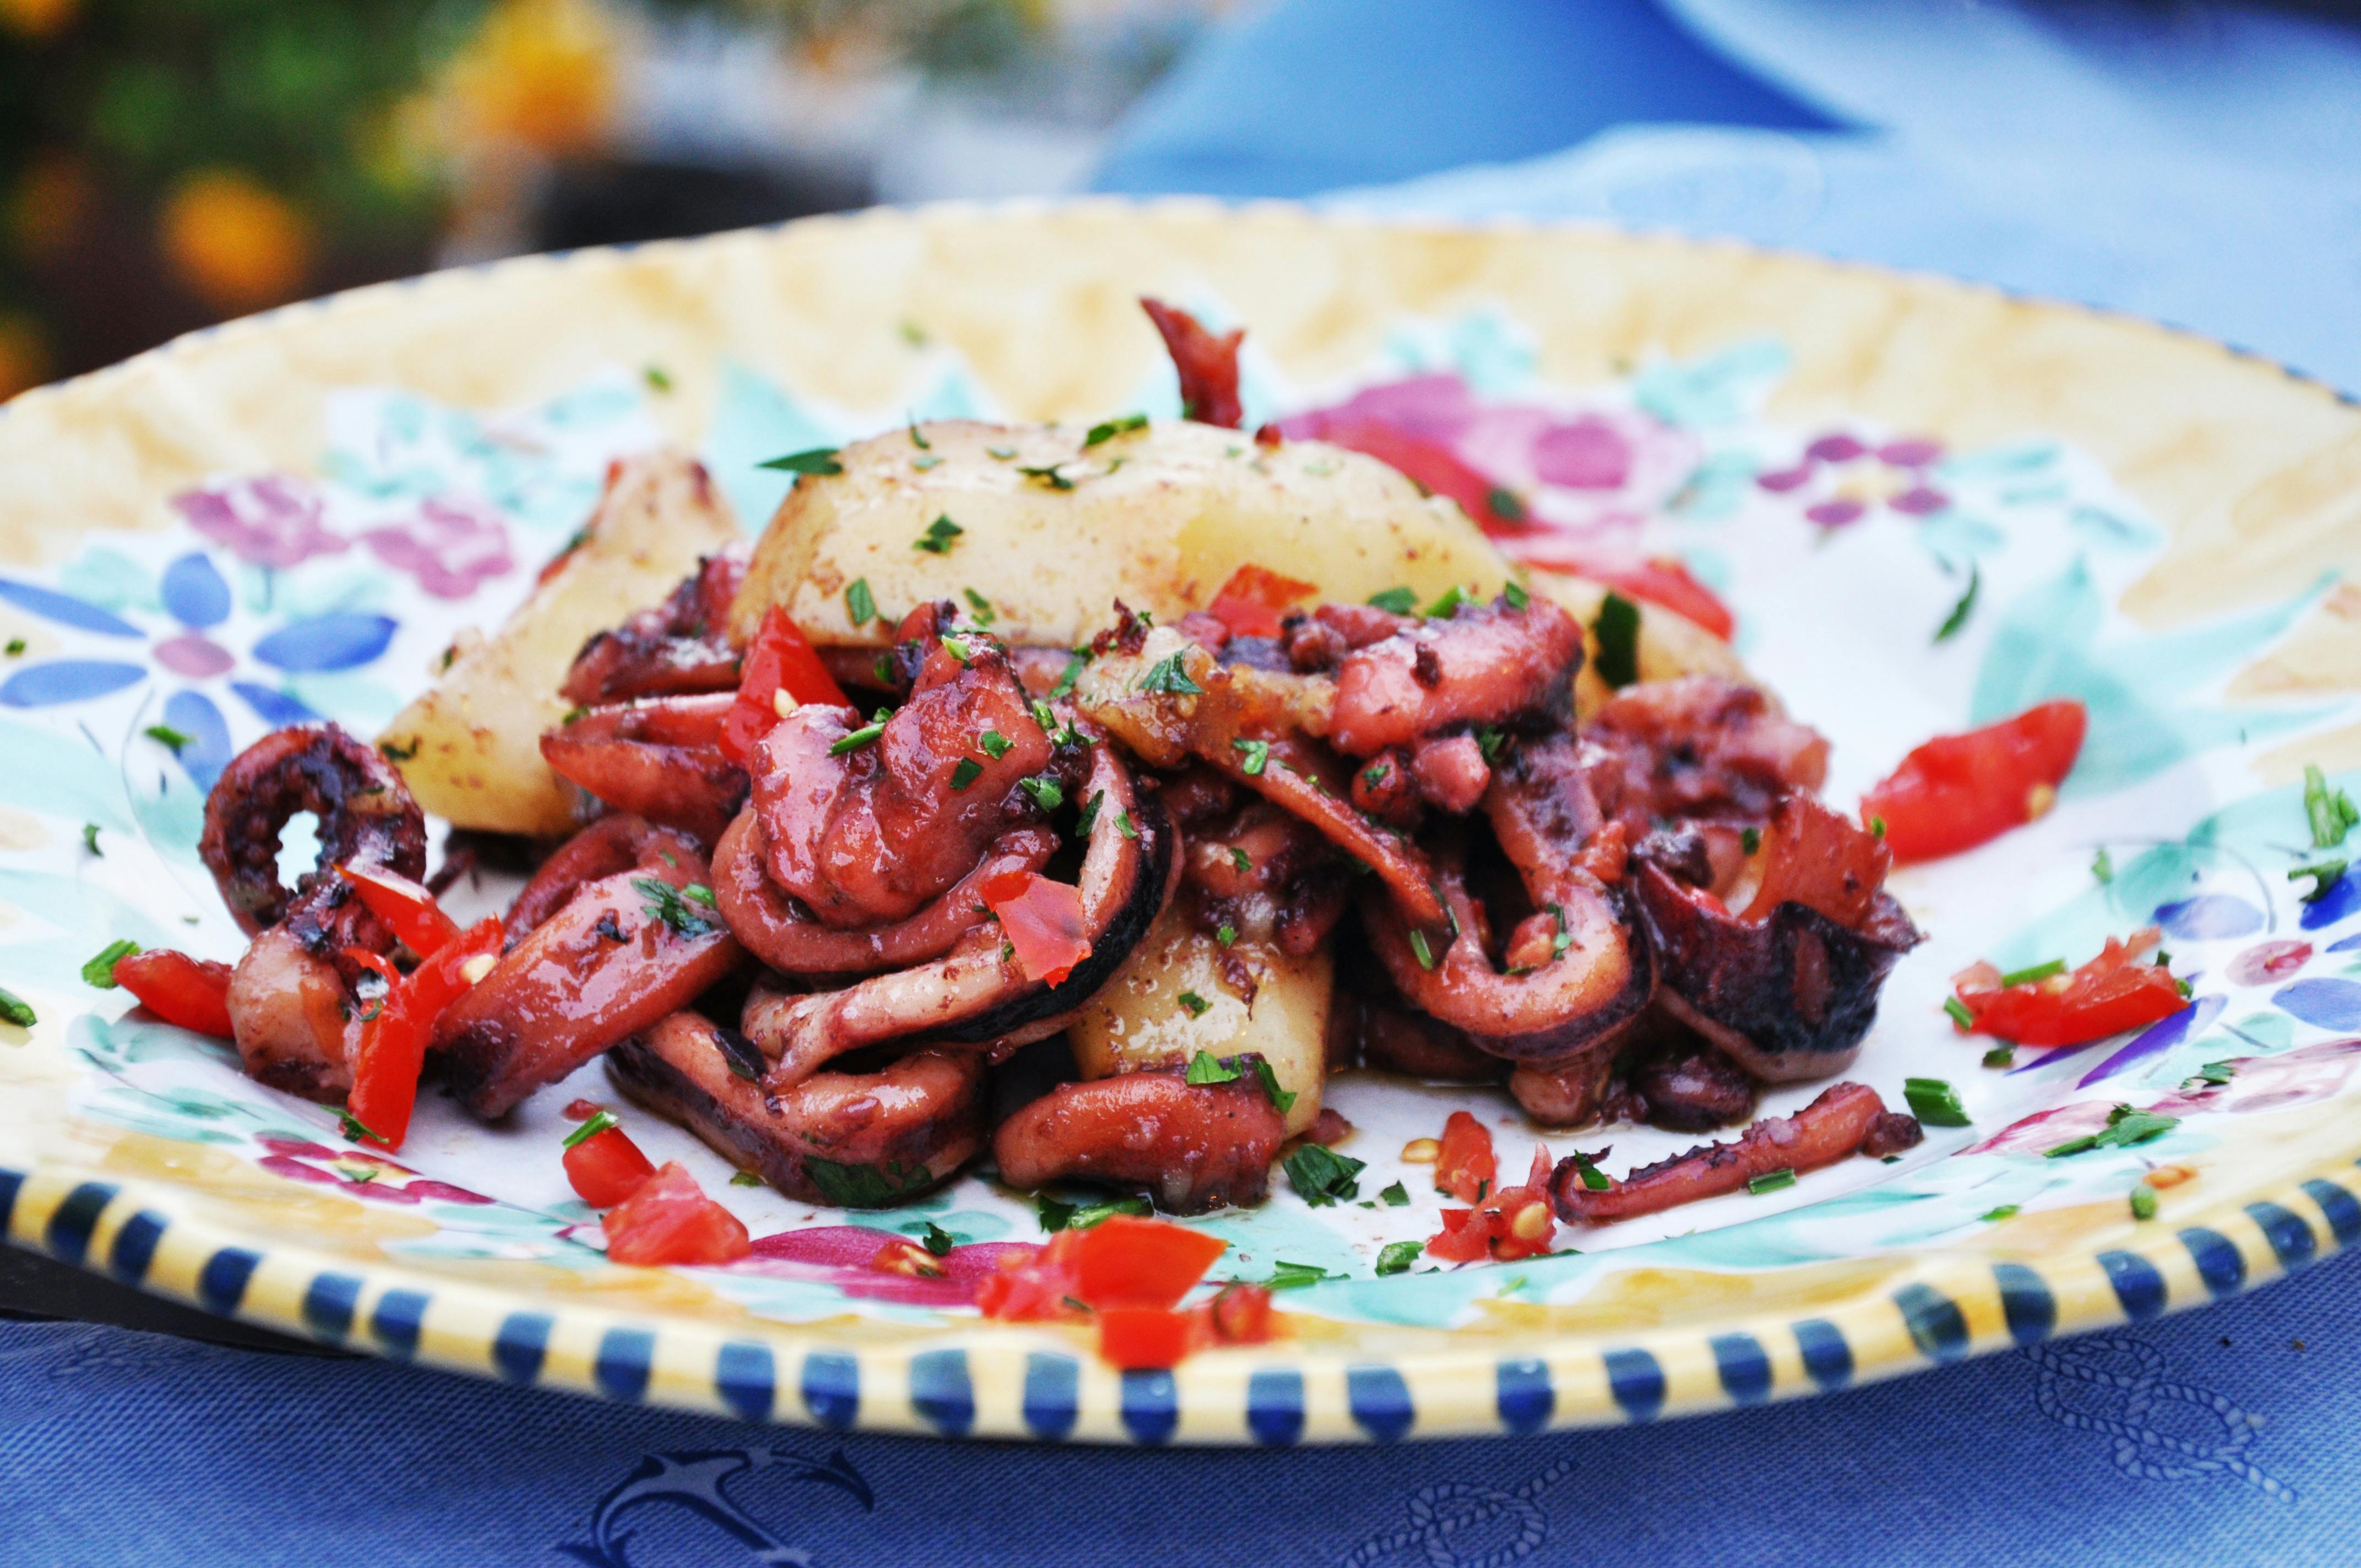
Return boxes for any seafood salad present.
[104,301,2125,1367]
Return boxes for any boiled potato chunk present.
[376,449,741,836]
[1067,902,1330,1137]
[729,418,1510,651]
[1528,569,1751,717]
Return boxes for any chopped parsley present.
[2130,1181,2159,1222]
[81,823,100,856]
[1422,584,1467,620]
[962,587,997,625]
[563,1109,621,1148]
[1267,1260,1343,1291]
[828,715,889,756]
[939,634,975,666]
[907,420,931,450]
[1486,487,1527,524]
[1378,1181,1410,1207]
[1037,1193,1150,1232]
[1740,825,1762,856]
[1903,1077,1970,1127]
[380,739,419,761]
[979,729,1012,759]
[2044,1103,2178,1158]
[912,454,943,471]
[2185,1060,2237,1089]
[1367,586,1417,615]
[759,446,843,475]
[1565,1149,1610,1192]
[1016,463,1075,491]
[1084,412,1148,447]
[913,515,964,554]
[1361,760,1391,790]
[900,319,929,346]
[803,1157,931,1207]
[1283,1144,1365,1207]
[1017,775,1064,812]
[1075,790,1103,835]
[81,939,138,988]
[143,723,192,754]
[1047,651,1090,701]
[1232,737,1270,775]
[2304,763,2358,848]
[1934,564,1980,643]
[1230,847,1250,872]
[1982,1046,2016,1069]
[1475,725,1506,761]
[1869,814,1887,839]
[1185,1050,1239,1085]
[2092,847,2114,884]
[633,876,719,939]
[2291,859,2348,903]
[1943,995,1974,1030]
[1747,1168,1798,1195]
[1375,1240,1423,1276]
[3,638,21,656]
[730,1170,766,1186]
[1136,652,1204,695]
[642,364,672,392]
[1591,591,1641,689]
[1408,929,1437,970]
[0,986,35,1027]
[845,577,877,626]
[1113,807,1138,840]
[1249,1058,1296,1115]
[338,1109,385,1145]
[1215,923,1237,946]
[916,1221,956,1256]
[949,758,983,791]
[1980,1204,2020,1222]
[1502,580,1530,611]
[1177,990,1211,1018]
[986,444,1018,460]
[1998,958,2066,988]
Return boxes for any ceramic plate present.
[3,202,2359,1445]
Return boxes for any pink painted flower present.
[1759,429,1951,526]
[172,475,349,570]
[360,497,514,600]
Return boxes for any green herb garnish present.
[1267,1260,1343,1290]
[339,1109,385,1145]
[2130,1182,2159,1222]
[1998,959,2066,988]
[2185,1060,2237,1089]
[846,577,877,626]
[143,723,192,754]
[1980,1204,2020,1222]
[1379,1181,1410,1207]
[1229,847,1250,872]
[1084,412,1147,447]
[731,1170,766,1186]
[1185,1050,1239,1085]
[1502,580,1530,611]
[1943,995,1975,1030]
[979,729,1012,759]
[1215,923,1237,946]
[949,758,983,791]
[1375,1240,1423,1276]
[643,364,672,392]
[1177,990,1211,1018]
[759,447,843,475]
[3,638,23,656]
[1017,775,1063,813]
[2291,860,2348,903]
[1748,1168,1798,1195]
[2304,763,2358,848]
[1982,1046,2016,1069]
[917,1221,955,1256]
[0,986,35,1027]
[1367,586,1417,614]
[828,717,887,756]
[81,823,100,857]
[1934,564,1979,642]
[1485,487,1527,523]
[962,587,997,626]
[1047,651,1090,701]
[1136,652,1204,695]
[563,1109,620,1148]
[633,876,719,938]
[1422,584,1466,620]
[1408,929,1437,971]
[1566,1149,1610,1193]
[913,515,964,554]
[2045,1104,2179,1158]
[1592,591,1641,689]
[1232,738,1270,776]
[1016,464,1075,490]
[81,939,139,988]
[1904,1077,1971,1127]
[1283,1144,1366,1207]
[2091,847,2113,884]
[1038,1193,1150,1232]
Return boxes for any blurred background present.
[6,0,2361,401]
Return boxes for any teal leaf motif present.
[1972,559,2331,797]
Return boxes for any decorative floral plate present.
[2,202,2358,1444]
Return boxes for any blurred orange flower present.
[0,0,78,40]
[8,154,93,263]
[439,0,618,157]
[158,171,315,314]
[0,314,50,400]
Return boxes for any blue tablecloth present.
[13,4,2361,1563]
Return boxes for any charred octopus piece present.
[1584,674,1830,843]
[199,723,429,1099]
[992,1064,1285,1213]
[1139,296,1243,430]
[561,543,749,705]
[1635,793,1923,1082]
[436,841,742,1118]
[1550,1081,1920,1225]
[541,692,747,845]
[1325,595,1584,758]
[741,737,1174,1090]
[608,1012,984,1205]
[505,813,706,939]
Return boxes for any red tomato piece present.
[975,1231,1086,1321]
[1073,1215,1228,1309]
[111,949,233,1039]
[1954,927,2185,1048]
[1434,1110,1497,1203]
[563,1125,658,1206]
[1140,297,1244,429]
[1204,1282,1276,1345]
[869,1237,947,1277]
[336,862,460,957]
[1205,564,1318,640]
[1097,1304,1198,1370]
[602,1162,751,1266]
[980,869,1092,987]
[1504,539,1737,640]
[563,1098,604,1120]
[346,917,503,1150]
[1860,700,2087,864]
[1425,1206,1490,1264]
[717,606,851,766]
[1427,1145,1559,1264]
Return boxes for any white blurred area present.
[434,0,1223,264]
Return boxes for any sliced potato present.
[1528,569,1752,716]
[1066,902,1330,1137]
[376,450,741,836]
[730,418,1511,650]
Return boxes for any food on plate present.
[114,297,2004,1351]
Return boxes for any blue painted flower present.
[0,548,397,787]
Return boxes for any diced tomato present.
[1073,1215,1228,1309]
[563,1098,603,1120]
[717,606,850,766]
[602,1162,751,1266]
[869,1237,947,1277]
[981,869,1092,987]
[1426,1146,1559,1264]
[1204,1282,1276,1345]
[1434,1110,1497,1203]
[1140,297,1244,429]
[337,862,460,957]
[1097,1304,1198,1370]
[112,949,233,1038]
[1952,927,2186,1048]
[346,916,503,1150]
[1205,564,1318,639]
[1861,700,2087,863]
[563,1124,657,1206]
[976,1231,1086,1321]
[1505,539,1737,640]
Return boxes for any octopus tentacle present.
[991,1065,1284,1213]
[506,813,706,939]
[540,692,746,843]
[561,543,749,705]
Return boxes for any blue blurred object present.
[1090,0,1847,198]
